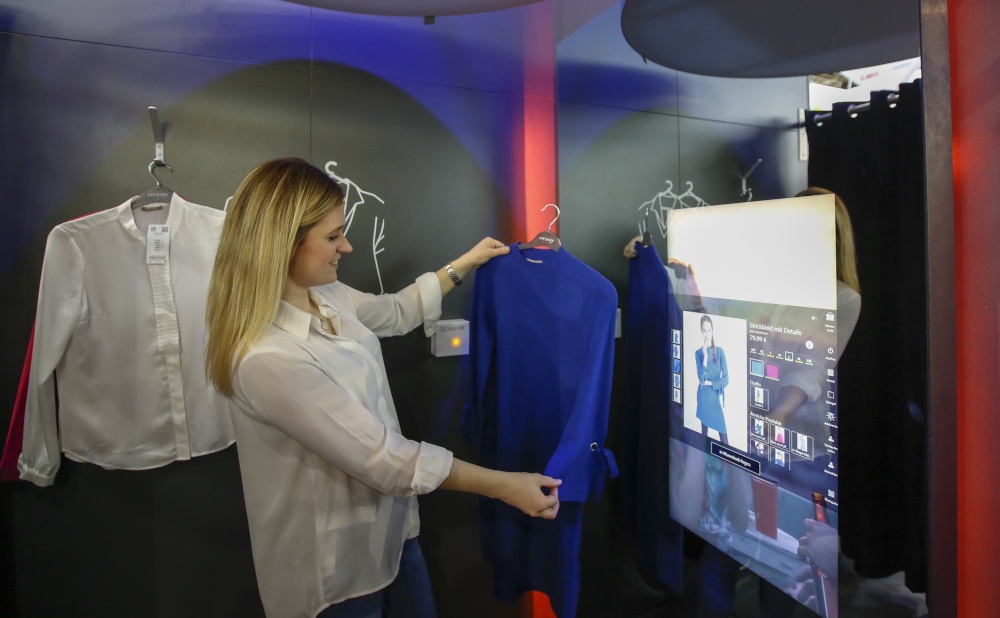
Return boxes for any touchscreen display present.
[667,194,840,617]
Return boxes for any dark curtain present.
[806,80,927,592]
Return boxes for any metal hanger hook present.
[543,203,560,233]
[148,160,173,188]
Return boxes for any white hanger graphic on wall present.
[372,216,387,294]
[637,179,710,240]
[325,161,386,234]
[638,180,679,238]
[325,160,389,294]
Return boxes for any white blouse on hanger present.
[18,194,233,486]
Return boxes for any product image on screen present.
[667,195,840,617]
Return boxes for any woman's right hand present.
[498,472,562,520]
[439,459,561,519]
[623,236,643,259]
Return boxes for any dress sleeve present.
[233,348,453,497]
[542,279,619,502]
[19,227,86,487]
[344,272,442,337]
[714,348,729,392]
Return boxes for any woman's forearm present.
[439,458,562,519]
[435,254,474,299]
[439,457,505,498]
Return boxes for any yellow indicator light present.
[452,337,461,347]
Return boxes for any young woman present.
[206,158,560,618]
[695,314,730,445]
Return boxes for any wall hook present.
[739,158,762,202]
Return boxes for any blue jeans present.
[317,538,437,618]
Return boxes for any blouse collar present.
[117,191,185,242]
[273,290,340,340]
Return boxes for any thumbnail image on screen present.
[667,195,840,617]
[682,312,748,452]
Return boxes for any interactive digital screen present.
[667,195,840,617]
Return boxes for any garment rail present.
[811,92,901,124]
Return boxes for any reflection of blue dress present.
[695,346,729,433]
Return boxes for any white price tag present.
[147,225,170,265]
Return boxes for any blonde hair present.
[206,158,345,396]
[797,187,861,294]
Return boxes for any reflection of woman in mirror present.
[696,315,730,445]
[771,188,861,424]
[765,187,861,614]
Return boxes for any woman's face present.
[701,320,714,345]
[287,205,352,289]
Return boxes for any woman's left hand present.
[623,236,643,259]
[497,472,562,520]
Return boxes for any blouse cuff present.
[412,442,454,494]
[17,456,56,488]
[415,272,443,337]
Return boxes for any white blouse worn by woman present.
[229,273,454,618]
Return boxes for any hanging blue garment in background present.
[620,241,686,593]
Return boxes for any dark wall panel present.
[311,9,537,98]
[557,106,807,293]
[676,72,806,127]
[677,116,807,205]
[558,100,681,289]
[11,453,264,617]
[0,0,312,63]
[557,1,680,112]
[310,68,513,297]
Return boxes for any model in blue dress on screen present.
[695,315,729,445]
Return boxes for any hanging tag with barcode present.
[147,225,170,265]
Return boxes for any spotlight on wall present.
[283,0,543,17]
